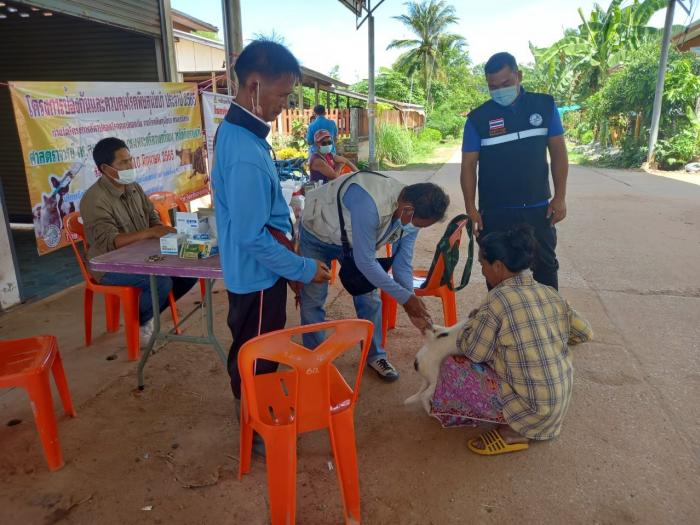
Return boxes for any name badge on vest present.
[489,117,506,136]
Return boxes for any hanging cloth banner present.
[9,81,208,254]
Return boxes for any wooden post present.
[314,81,319,106]
[335,93,340,109]
[634,112,642,140]
[211,71,217,93]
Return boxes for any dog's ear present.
[425,325,447,341]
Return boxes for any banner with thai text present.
[9,81,208,254]
[201,91,233,163]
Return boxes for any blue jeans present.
[100,273,197,326]
[299,228,386,363]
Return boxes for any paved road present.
[418,153,700,522]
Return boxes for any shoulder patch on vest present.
[529,113,543,126]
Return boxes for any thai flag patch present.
[489,118,505,136]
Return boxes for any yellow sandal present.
[468,429,529,456]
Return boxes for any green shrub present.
[376,123,413,165]
[596,136,648,168]
[580,130,595,144]
[417,127,442,143]
[289,119,308,152]
[655,127,700,170]
[275,147,305,160]
[426,104,465,138]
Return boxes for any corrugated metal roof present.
[15,0,162,37]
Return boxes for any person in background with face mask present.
[460,52,569,291]
[211,41,331,429]
[307,104,338,155]
[80,137,197,340]
[308,129,358,183]
[300,175,449,381]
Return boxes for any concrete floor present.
[0,152,698,524]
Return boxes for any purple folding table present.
[89,238,226,389]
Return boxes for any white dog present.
[405,320,471,414]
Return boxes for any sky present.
[171,0,698,83]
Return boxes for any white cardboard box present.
[160,233,185,255]
[175,211,209,237]
[197,208,217,239]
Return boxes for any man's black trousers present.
[226,278,287,399]
[480,205,559,290]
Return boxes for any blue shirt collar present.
[224,102,271,139]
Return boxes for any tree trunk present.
[634,112,642,140]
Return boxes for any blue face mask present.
[400,207,420,235]
[319,144,333,154]
[490,85,519,106]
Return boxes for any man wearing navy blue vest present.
[460,52,568,290]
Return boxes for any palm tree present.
[529,0,665,144]
[531,0,665,101]
[387,0,464,107]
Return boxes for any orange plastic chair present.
[148,190,188,225]
[380,221,467,347]
[238,319,373,525]
[63,212,181,361]
[0,336,76,471]
[148,192,206,299]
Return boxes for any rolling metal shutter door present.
[16,0,162,38]
[0,10,161,220]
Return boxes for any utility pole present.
[647,0,676,165]
[222,0,243,96]
[368,13,377,170]
[337,1,386,171]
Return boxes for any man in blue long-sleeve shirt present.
[300,174,450,381]
[212,41,331,404]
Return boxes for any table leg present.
[205,278,227,364]
[137,274,162,390]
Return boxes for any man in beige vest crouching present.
[300,171,449,381]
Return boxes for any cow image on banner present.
[9,81,208,255]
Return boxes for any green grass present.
[391,137,462,171]
[565,141,587,165]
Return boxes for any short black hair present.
[314,104,326,115]
[478,224,536,272]
[484,52,518,75]
[403,183,449,221]
[234,40,301,85]
[93,137,128,173]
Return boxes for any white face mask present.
[108,166,137,185]
[251,82,263,118]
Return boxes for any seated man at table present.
[80,137,197,340]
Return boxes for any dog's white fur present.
[405,320,471,414]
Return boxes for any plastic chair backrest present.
[63,212,94,284]
[422,219,467,290]
[239,319,373,433]
[148,191,187,226]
